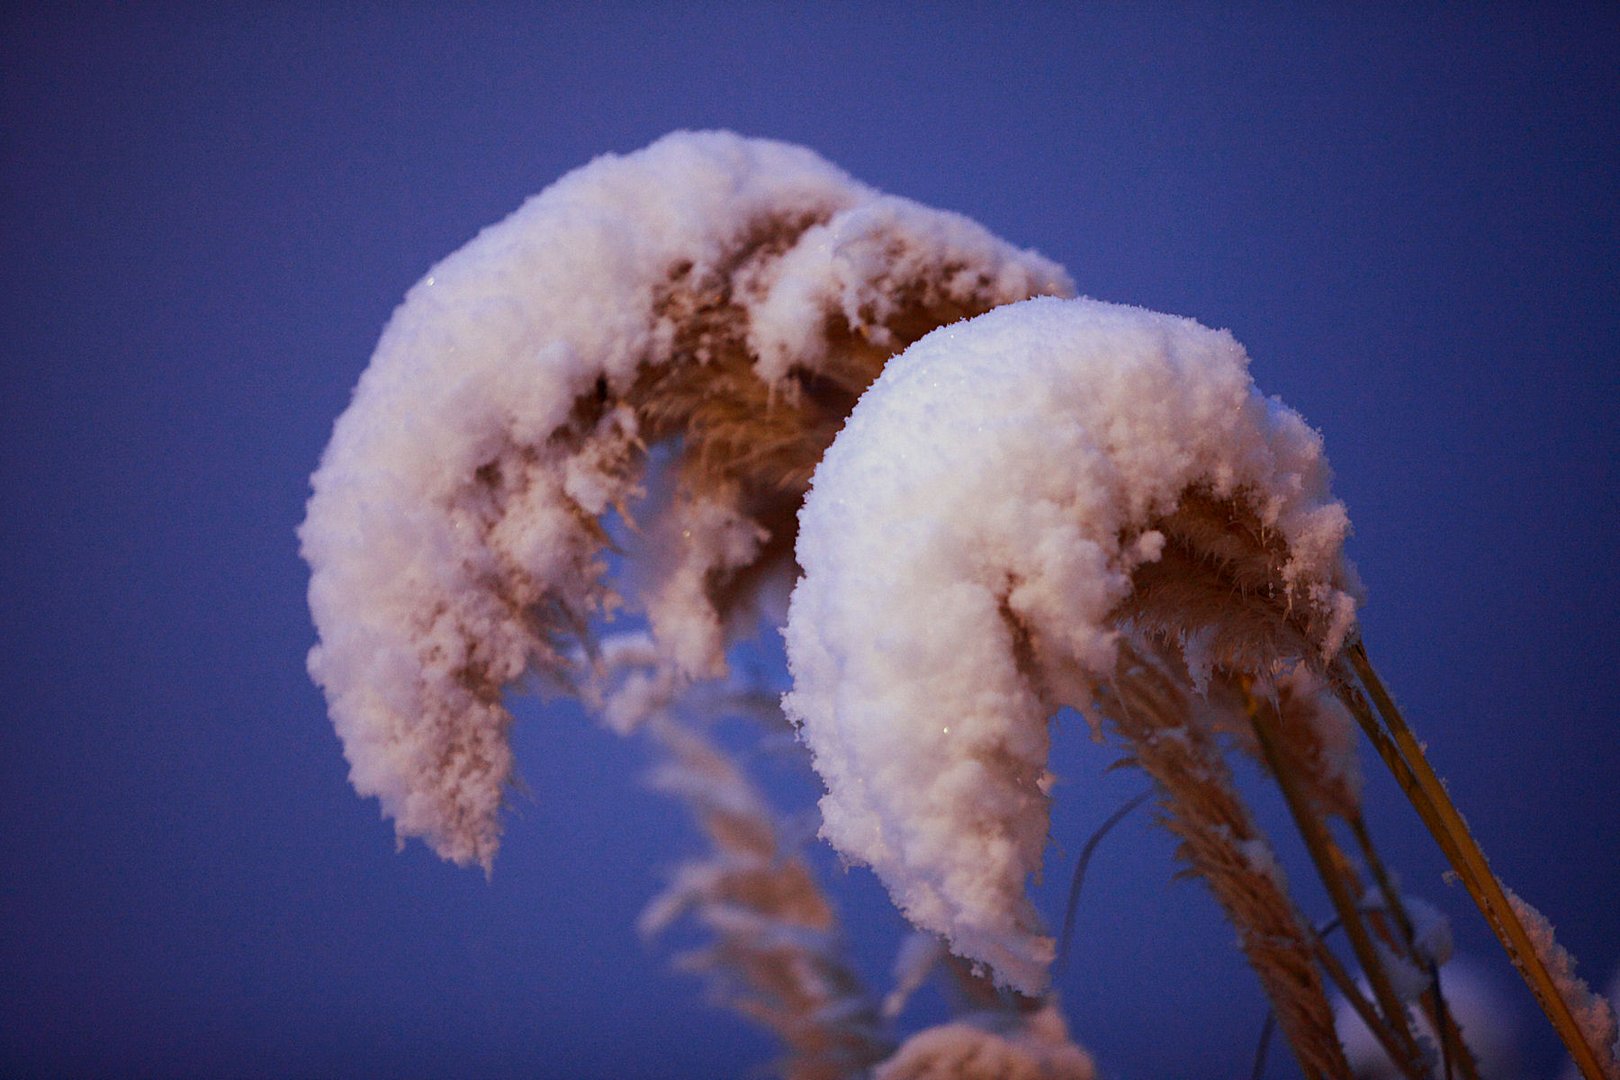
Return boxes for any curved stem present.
[1056,789,1152,973]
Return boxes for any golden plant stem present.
[1349,814,1482,1080]
[1340,642,1612,1080]
[1245,688,1429,1080]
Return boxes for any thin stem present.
[1056,789,1152,973]
[1348,814,1411,940]
[1329,674,1472,889]
[1249,1010,1277,1080]
[1246,683,1429,1080]
[1343,642,1612,1080]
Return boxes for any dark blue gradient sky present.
[3,5,1616,1078]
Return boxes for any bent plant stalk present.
[779,296,1614,1078]
[1332,642,1614,1080]
[1110,476,1603,1076]
[1138,489,1602,1076]
[1122,505,1471,1076]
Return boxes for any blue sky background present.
[2,4,1616,1077]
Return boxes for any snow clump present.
[785,296,1359,992]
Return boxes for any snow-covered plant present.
[303,128,1609,1078]
[1563,967,1620,1080]
[299,131,1077,1076]
[300,130,1069,872]
[784,295,1616,1079]
[784,297,1356,982]
[1507,892,1620,1080]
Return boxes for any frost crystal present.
[1507,890,1620,1079]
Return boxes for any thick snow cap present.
[784,296,1359,992]
[299,131,1070,871]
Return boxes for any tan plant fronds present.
[640,715,892,1080]
[625,234,1030,657]
[1099,639,1353,1080]
[1332,644,1619,1080]
[1111,488,1513,1078]
[1197,665,1362,822]
[1113,498,1462,1078]
[1115,489,1358,679]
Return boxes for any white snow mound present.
[784,296,1358,992]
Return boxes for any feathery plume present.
[638,712,891,1080]
[300,131,1070,870]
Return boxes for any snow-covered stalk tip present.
[1502,891,1619,1079]
[299,131,1070,870]
[785,296,1360,995]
